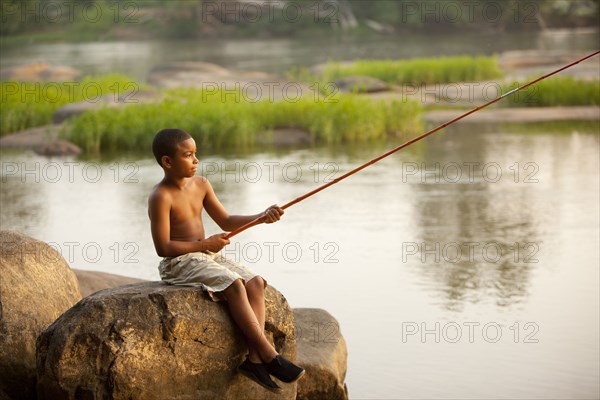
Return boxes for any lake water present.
[1,30,599,399]
[2,122,599,399]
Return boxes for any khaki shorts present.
[158,251,265,301]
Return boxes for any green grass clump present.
[316,55,504,86]
[500,120,600,134]
[0,74,141,135]
[503,76,600,107]
[64,89,423,153]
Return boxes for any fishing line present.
[225,50,600,239]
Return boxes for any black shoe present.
[238,357,282,393]
[266,355,305,383]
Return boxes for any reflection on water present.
[410,127,540,311]
[1,124,598,399]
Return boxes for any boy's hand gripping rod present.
[225,50,600,240]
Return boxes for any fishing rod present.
[224,50,600,240]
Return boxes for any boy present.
[148,128,304,392]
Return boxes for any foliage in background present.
[0,74,140,135]
[64,88,423,153]
[1,0,598,39]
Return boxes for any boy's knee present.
[223,278,245,299]
[246,276,265,292]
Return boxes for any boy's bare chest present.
[169,188,205,221]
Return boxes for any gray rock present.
[294,308,348,400]
[52,89,163,123]
[34,139,81,156]
[148,62,315,101]
[334,76,389,93]
[148,61,231,79]
[0,125,81,156]
[36,282,298,400]
[258,128,312,147]
[0,231,81,400]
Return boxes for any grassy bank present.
[499,120,599,134]
[0,74,140,135]
[503,76,600,107]
[296,55,504,87]
[64,89,423,153]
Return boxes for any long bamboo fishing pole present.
[225,50,600,240]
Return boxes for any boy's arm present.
[202,178,284,232]
[148,190,229,257]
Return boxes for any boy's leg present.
[223,279,277,363]
[245,277,266,363]
[236,276,305,383]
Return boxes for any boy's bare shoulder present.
[148,181,173,208]
[194,175,212,190]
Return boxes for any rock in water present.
[294,308,349,400]
[36,282,297,400]
[72,269,147,297]
[0,231,82,400]
[0,62,81,82]
[333,76,389,93]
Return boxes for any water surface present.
[2,123,598,399]
[2,29,598,81]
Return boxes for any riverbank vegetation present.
[0,74,139,135]
[503,76,600,107]
[306,55,504,86]
[64,88,423,153]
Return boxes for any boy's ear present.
[161,155,171,169]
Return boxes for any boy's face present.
[163,138,198,178]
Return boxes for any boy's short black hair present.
[152,128,192,166]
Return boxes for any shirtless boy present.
[148,128,304,392]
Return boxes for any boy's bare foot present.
[238,357,282,393]
[266,355,305,383]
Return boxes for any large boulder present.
[72,269,147,297]
[294,308,348,400]
[0,230,82,400]
[36,282,298,400]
